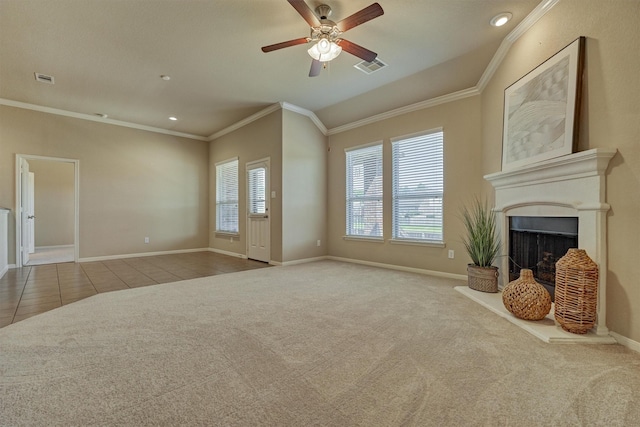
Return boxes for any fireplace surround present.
[462,148,618,343]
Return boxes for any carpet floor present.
[1,260,639,426]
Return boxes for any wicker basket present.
[502,269,551,321]
[467,264,499,293]
[554,249,599,334]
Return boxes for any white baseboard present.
[207,247,247,259]
[35,244,74,250]
[271,256,329,267]
[0,265,8,279]
[610,331,640,353]
[326,256,468,281]
[79,248,209,263]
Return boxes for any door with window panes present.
[247,159,270,262]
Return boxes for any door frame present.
[15,154,80,267]
[246,157,271,262]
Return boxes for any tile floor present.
[0,251,270,328]
[25,245,74,266]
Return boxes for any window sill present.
[389,239,446,248]
[215,232,239,238]
[343,235,384,243]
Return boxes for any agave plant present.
[461,198,501,267]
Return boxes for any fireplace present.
[484,148,617,340]
[508,216,578,300]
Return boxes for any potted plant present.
[461,198,501,293]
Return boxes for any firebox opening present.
[508,216,578,300]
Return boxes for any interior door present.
[20,159,33,264]
[246,159,270,262]
[28,171,35,254]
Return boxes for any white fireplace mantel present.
[479,148,617,342]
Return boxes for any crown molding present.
[477,0,560,91]
[208,103,281,141]
[209,102,328,141]
[0,98,208,141]
[326,87,480,135]
[280,102,328,136]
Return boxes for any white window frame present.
[345,142,384,240]
[391,129,444,246]
[215,157,239,235]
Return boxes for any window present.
[215,158,239,233]
[346,143,383,238]
[248,166,266,215]
[391,129,444,242]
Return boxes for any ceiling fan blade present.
[336,3,384,32]
[287,0,321,27]
[338,39,377,62]
[261,37,309,53]
[309,59,322,77]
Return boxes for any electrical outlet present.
[144,237,150,244]
[317,240,321,247]
[448,249,454,259]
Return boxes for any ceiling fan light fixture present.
[490,12,512,27]
[307,39,342,62]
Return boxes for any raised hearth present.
[455,286,616,344]
[477,148,617,344]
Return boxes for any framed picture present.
[502,36,585,171]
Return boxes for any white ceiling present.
[0,0,541,138]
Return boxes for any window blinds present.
[391,130,444,242]
[346,144,383,238]
[215,158,239,233]
[248,167,266,215]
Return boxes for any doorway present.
[15,155,79,267]
[246,158,270,263]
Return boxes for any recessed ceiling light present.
[169,116,177,121]
[490,12,512,27]
[161,75,171,81]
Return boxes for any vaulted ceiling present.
[0,0,541,138]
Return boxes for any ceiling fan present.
[261,0,384,77]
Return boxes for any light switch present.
[271,190,276,198]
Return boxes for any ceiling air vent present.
[354,58,388,74]
[34,72,55,84]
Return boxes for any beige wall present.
[209,110,284,261]
[282,110,327,262]
[481,0,640,341]
[327,96,483,274]
[209,108,328,264]
[0,106,209,261]
[28,159,74,247]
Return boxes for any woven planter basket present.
[467,264,499,293]
[502,269,551,321]
[554,248,599,334]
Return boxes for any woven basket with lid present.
[502,269,551,321]
[554,248,599,334]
